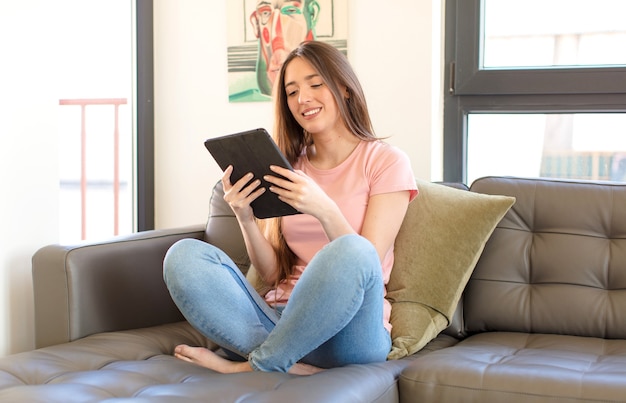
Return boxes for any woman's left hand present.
[264,165,336,219]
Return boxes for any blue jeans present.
[163,234,391,372]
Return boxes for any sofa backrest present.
[464,176,626,339]
[204,181,251,275]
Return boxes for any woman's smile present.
[302,107,321,118]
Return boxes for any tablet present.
[204,128,301,219]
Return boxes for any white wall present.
[0,1,60,355]
[153,0,445,229]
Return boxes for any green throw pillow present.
[386,180,515,359]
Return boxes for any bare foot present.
[288,362,325,375]
[174,344,252,374]
[173,344,325,376]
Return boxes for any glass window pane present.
[57,1,134,242]
[467,113,626,184]
[483,0,626,68]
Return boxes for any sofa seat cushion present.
[0,322,218,402]
[0,321,452,403]
[398,332,626,402]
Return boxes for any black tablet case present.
[204,128,301,219]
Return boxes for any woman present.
[163,41,418,375]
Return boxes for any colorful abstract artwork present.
[227,0,348,103]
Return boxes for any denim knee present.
[326,234,379,272]
[304,234,381,287]
[332,234,377,259]
[163,238,212,285]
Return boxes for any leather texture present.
[203,181,251,274]
[0,318,457,402]
[401,332,626,402]
[466,177,626,338]
[399,176,626,402]
[32,226,205,348]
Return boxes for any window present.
[56,0,153,242]
[483,0,626,69]
[444,0,626,184]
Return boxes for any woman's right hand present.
[221,165,266,222]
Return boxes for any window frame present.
[444,0,626,183]
[136,0,154,231]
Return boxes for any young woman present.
[163,41,418,375]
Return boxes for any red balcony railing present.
[59,98,128,240]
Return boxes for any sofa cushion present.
[465,177,626,338]
[0,321,422,402]
[32,227,204,348]
[204,181,251,275]
[399,332,626,402]
[386,180,515,359]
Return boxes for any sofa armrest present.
[32,225,205,348]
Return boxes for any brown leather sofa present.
[0,176,624,402]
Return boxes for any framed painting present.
[227,0,348,103]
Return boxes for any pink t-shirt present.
[264,140,418,332]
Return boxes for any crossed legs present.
[163,234,390,374]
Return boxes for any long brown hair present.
[265,40,379,285]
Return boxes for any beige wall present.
[153,0,445,229]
